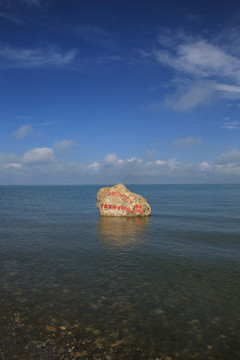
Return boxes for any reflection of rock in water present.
[98,216,150,248]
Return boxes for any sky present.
[1,0,240,184]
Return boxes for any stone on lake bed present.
[45,325,57,332]
[96,184,151,217]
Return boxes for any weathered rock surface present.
[96,184,151,217]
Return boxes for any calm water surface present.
[0,185,240,359]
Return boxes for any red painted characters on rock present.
[101,202,142,214]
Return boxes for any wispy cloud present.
[163,80,214,111]
[0,45,78,69]
[1,0,42,8]
[54,139,76,151]
[215,84,240,99]
[19,0,41,7]
[14,125,33,139]
[0,0,42,25]
[150,30,240,110]
[222,120,240,129]
[174,136,202,150]
[35,121,57,127]
[155,36,240,81]
[75,25,114,49]
[0,43,121,71]
[0,11,23,24]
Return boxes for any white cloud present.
[216,84,240,99]
[0,45,77,69]
[2,148,240,184]
[88,162,100,170]
[216,84,240,93]
[215,149,240,165]
[156,160,167,165]
[155,38,240,81]
[22,147,55,164]
[127,157,137,162]
[104,153,117,164]
[222,120,240,129]
[199,161,210,170]
[163,80,214,111]
[4,163,22,169]
[54,139,76,151]
[153,32,240,110]
[14,125,33,139]
[174,136,202,150]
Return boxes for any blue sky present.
[1,0,240,184]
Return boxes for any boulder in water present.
[96,184,151,217]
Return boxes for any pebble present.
[153,308,164,315]
[111,340,124,348]
[45,325,57,332]
[76,351,86,357]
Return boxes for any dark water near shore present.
[0,185,240,360]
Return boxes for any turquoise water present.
[0,185,240,359]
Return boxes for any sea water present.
[0,185,240,359]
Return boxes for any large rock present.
[96,184,151,217]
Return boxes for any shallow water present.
[0,185,240,359]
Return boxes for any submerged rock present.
[96,184,151,217]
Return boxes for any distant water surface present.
[0,185,240,359]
